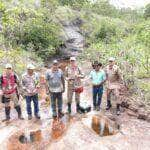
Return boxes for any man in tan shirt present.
[105,57,123,115]
[65,57,84,114]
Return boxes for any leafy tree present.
[58,0,88,7]
[90,0,119,17]
[144,3,150,19]
[2,1,63,59]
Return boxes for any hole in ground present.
[19,130,42,144]
[92,115,120,136]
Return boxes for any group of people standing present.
[0,64,41,121]
[89,57,123,115]
[0,56,123,122]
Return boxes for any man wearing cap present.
[22,64,40,120]
[0,64,24,121]
[90,61,106,111]
[105,57,123,115]
[45,60,65,119]
[65,57,84,114]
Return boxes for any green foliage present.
[144,3,150,19]
[0,1,6,13]
[95,22,116,43]
[0,48,43,75]
[90,0,119,17]
[21,18,62,58]
[55,6,77,22]
[1,0,63,59]
[91,18,128,43]
[136,20,150,48]
[80,13,150,79]
[1,0,149,79]
[58,0,88,8]
[137,80,150,102]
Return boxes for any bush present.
[22,19,62,58]
[144,3,150,19]
[90,0,119,17]
[136,20,150,47]
[2,1,63,59]
[95,21,117,43]
[0,48,43,75]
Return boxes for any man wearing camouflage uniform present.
[65,57,84,114]
[105,57,123,115]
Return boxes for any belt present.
[69,79,75,81]
[93,84,102,88]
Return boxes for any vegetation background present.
[0,0,149,103]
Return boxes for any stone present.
[138,102,145,108]
[127,110,138,117]
[137,113,148,120]
[121,101,130,108]
[147,115,150,122]
[128,106,138,113]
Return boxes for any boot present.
[15,106,24,120]
[76,103,83,114]
[35,114,41,119]
[52,115,57,120]
[106,100,112,110]
[28,115,32,120]
[67,103,71,114]
[96,106,100,111]
[116,104,121,116]
[2,106,11,122]
[93,106,96,111]
[58,110,64,118]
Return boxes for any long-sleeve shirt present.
[105,65,123,89]
[65,65,84,80]
[65,65,84,88]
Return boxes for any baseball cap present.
[108,57,115,62]
[5,64,12,69]
[70,57,76,61]
[53,60,58,64]
[27,64,35,70]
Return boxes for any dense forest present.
[0,0,150,102]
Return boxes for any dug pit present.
[19,130,42,144]
[7,129,51,150]
[92,115,120,136]
[82,113,120,137]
